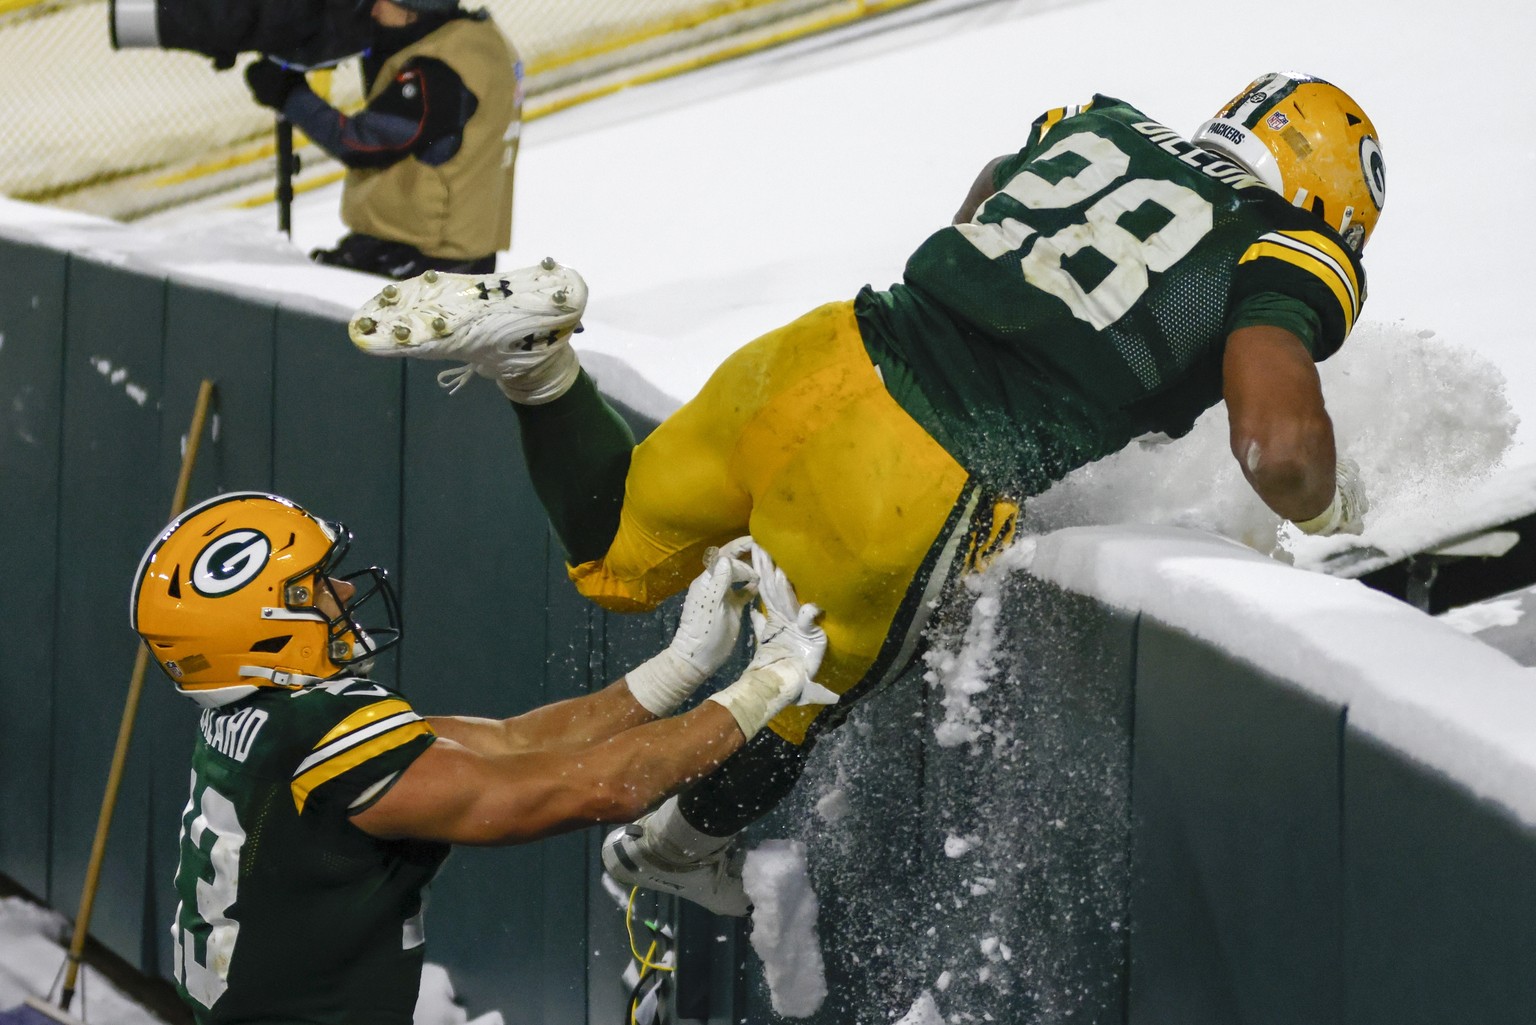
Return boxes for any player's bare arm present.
[953,155,1007,223]
[354,545,825,845]
[350,698,748,844]
[427,678,657,757]
[418,538,760,757]
[1222,324,1337,523]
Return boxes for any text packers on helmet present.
[131,492,402,707]
[1192,71,1386,251]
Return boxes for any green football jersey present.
[856,94,1366,496]
[169,678,446,1025]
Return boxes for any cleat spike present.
[540,256,557,270]
[348,261,586,403]
[423,270,439,283]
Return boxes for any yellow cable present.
[624,888,676,974]
[629,939,659,1025]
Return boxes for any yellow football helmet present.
[1192,71,1386,251]
[131,492,401,707]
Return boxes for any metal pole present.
[277,117,294,237]
[59,379,218,1013]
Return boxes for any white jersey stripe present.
[292,711,423,778]
[1256,231,1360,317]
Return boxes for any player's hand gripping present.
[625,538,759,716]
[1294,456,1370,536]
[708,544,835,738]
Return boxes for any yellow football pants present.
[569,300,974,745]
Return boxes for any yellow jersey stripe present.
[295,709,426,776]
[316,698,414,747]
[1037,106,1069,139]
[291,721,433,813]
[1036,101,1093,142]
[1276,229,1361,305]
[1239,239,1358,335]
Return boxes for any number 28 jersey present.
[169,679,445,1025]
[856,94,1366,495]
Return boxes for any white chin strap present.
[239,665,328,689]
[181,684,260,709]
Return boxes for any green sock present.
[512,370,635,565]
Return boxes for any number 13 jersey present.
[170,680,445,1025]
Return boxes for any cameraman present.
[245,0,520,279]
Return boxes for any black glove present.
[245,59,305,110]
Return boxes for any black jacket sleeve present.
[280,57,479,171]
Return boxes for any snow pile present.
[0,897,161,1025]
[412,964,503,1025]
[924,563,1012,748]
[1022,322,1519,563]
[741,840,827,1018]
[1440,595,1526,635]
[892,990,945,1025]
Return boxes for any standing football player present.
[132,492,825,1025]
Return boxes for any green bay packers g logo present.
[192,530,271,597]
[1359,136,1386,210]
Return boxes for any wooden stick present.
[59,378,217,1012]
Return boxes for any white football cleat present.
[602,820,752,918]
[348,258,588,403]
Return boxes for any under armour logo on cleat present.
[476,280,515,301]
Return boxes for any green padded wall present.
[0,241,68,899]
[915,576,1136,1025]
[743,571,1137,1025]
[49,257,167,965]
[1344,729,1536,1022]
[1129,620,1344,1025]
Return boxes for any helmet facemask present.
[304,525,402,677]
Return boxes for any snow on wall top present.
[1026,524,1536,827]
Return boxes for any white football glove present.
[1293,456,1370,536]
[626,538,758,716]
[708,544,834,738]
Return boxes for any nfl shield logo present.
[1267,111,1290,130]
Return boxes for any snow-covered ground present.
[3,0,1533,1020]
[0,896,500,1025]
